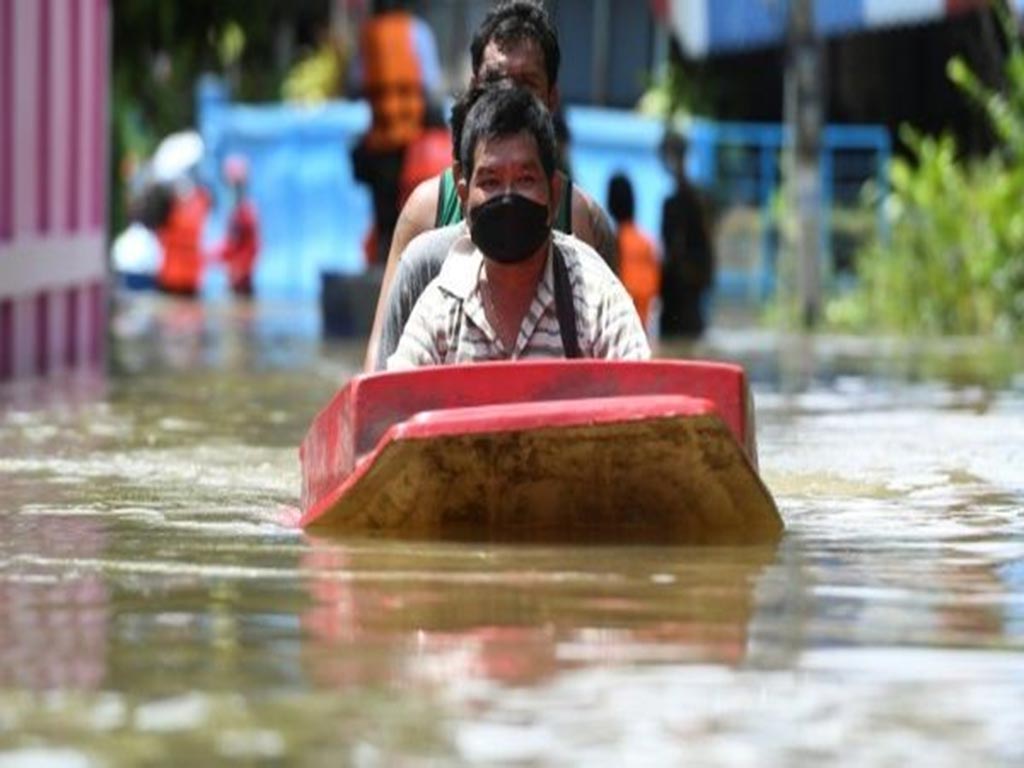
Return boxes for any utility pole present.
[784,0,824,328]
[591,0,611,105]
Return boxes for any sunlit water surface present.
[0,298,1021,767]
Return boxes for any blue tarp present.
[198,81,888,301]
[199,91,374,298]
[672,0,1020,57]
[198,89,708,299]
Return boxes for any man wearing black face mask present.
[387,87,648,368]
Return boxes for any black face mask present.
[468,193,551,264]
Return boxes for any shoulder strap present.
[552,243,581,358]
[554,174,573,234]
[435,167,464,228]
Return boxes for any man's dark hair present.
[552,108,570,146]
[138,183,174,230]
[458,85,557,181]
[373,0,407,12]
[470,0,560,89]
[659,129,689,178]
[607,173,635,223]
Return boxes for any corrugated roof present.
[670,0,1016,57]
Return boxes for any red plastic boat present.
[299,360,782,544]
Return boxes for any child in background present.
[607,173,660,333]
[218,155,260,297]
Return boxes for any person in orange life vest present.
[349,0,442,265]
[607,173,660,331]
[397,98,452,212]
[157,177,211,297]
[217,155,261,297]
[363,97,452,268]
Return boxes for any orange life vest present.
[360,12,425,152]
[221,200,259,289]
[617,221,661,327]
[398,126,452,209]
[158,189,209,294]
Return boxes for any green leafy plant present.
[282,39,347,105]
[829,2,1024,337]
[637,59,716,121]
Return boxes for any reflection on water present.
[299,539,774,692]
[0,295,1021,765]
[0,514,109,691]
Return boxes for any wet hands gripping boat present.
[299,360,782,544]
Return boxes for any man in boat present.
[372,79,496,368]
[363,0,617,370]
[386,85,649,368]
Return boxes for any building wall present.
[670,3,1006,154]
[0,0,109,382]
[829,9,1005,155]
[552,0,660,107]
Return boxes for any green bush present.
[829,8,1024,338]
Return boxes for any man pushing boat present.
[386,85,649,368]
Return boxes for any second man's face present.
[478,40,554,108]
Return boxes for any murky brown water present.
[0,296,1022,766]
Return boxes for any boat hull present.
[303,405,780,544]
[299,360,783,544]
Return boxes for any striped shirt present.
[387,231,650,369]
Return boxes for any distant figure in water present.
[659,131,714,337]
[217,155,261,297]
[348,0,443,265]
[157,178,210,298]
[397,97,452,214]
[111,183,171,291]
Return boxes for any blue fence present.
[693,121,892,298]
[196,79,890,301]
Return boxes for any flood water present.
[1,296,1022,766]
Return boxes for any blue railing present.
[685,120,892,298]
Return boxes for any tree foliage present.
[110,0,328,229]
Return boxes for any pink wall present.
[0,0,109,381]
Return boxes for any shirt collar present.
[438,235,558,356]
[437,233,555,303]
[436,232,482,301]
